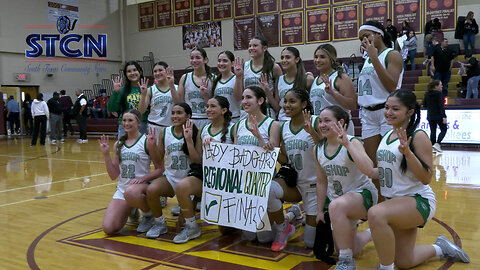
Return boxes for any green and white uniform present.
[148,84,174,127]
[214,74,241,121]
[114,134,150,200]
[282,116,319,215]
[183,71,213,127]
[377,130,436,223]
[277,75,295,122]
[315,135,378,206]
[235,116,275,146]
[201,122,235,144]
[241,60,276,119]
[163,126,191,191]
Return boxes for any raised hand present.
[320,74,334,95]
[166,67,175,85]
[200,78,209,98]
[146,127,157,147]
[248,114,261,138]
[395,127,412,155]
[331,120,349,146]
[98,134,110,154]
[233,57,244,77]
[203,137,216,145]
[361,35,378,59]
[259,73,269,92]
[112,76,123,92]
[183,119,193,141]
[140,77,149,95]
[303,110,315,135]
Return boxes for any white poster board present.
[201,142,279,232]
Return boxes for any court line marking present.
[0,182,115,208]
[0,172,109,194]
[0,154,104,163]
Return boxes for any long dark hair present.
[388,89,429,174]
[212,96,232,143]
[315,44,344,77]
[321,105,350,130]
[246,86,268,115]
[285,88,313,114]
[252,35,276,81]
[175,103,199,156]
[211,51,235,95]
[363,20,392,48]
[191,47,213,81]
[121,61,144,113]
[282,47,307,90]
[116,109,142,162]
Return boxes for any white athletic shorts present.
[359,107,390,139]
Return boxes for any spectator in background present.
[425,18,442,36]
[47,92,63,144]
[400,21,411,36]
[385,19,398,48]
[59,90,74,137]
[73,89,88,143]
[403,30,418,70]
[422,80,447,153]
[464,54,480,99]
[23,93,33,135]
[430,38,456,97]
[92,89,110,119]
[6,96,20,136]
[31,93,49,146]
[460,12,478,56]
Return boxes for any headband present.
[358,25,384,36]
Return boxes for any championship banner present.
[333,4,359,41]
[193,0,211,23]
[280,0,303,11]
[257,14,280,47]
[361,0,389,25]
[234,0,254,18]
[234,16,256,50]
[201,143,279,232]
[174,0,191,26]
[306,0,330,9]
[213,0,232,20]
[257,0,278,15]
[139,1,155,31]
[332,0,355,4]
[425,0,456,30]
[306,8,331,44]
[156,0,173,28]
[392,0,422,33]
[281,10,304,46]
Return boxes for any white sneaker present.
[146,219,168,238]
[76,139,83,143]
[171,205,181,216]
[435,235,470,263]
[51,140,57,144]
[173,223,201,244]
[81,139,88,143]
[433,143,442,153]
[60,139,65,143]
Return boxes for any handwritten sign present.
[201,142,279,232]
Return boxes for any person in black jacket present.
[73,88,88,143]
[47,92,64,144]
[422,80,447,153]
[465,54,480,99]
[385,19,398,48]
[430,38,456,97]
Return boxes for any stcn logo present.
[26,16,107,58]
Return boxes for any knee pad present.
[267,180,284,212]
[304,224,316,248]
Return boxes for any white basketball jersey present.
[183,72,213,119]
[243,60,276,119]
[358,48,404,107]
[201,122,235,144]
[214,75,241,118]
[282,116,318,185]
[377,130,436,200]
[310,71,340,116]
[277,75,295,121]
[163,126,190,184]
[148,84,173,127]
[236,116,275,146]
[316,136,376,201]
[117,134,151,194]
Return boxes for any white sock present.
[379,263,394,270]
[285,212,295,222]
[185,216,196,226]
[155,215,165,223]
[338,249,353,259]
[433,244,443,257]
[142,210,153,217]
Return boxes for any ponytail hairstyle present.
[191,47,213,82]
[121,61,144,113]
[315,44,344,77]
[282,47,308,90]
[363,20,392,48]
[116,109,142,162]
[213,96,232,143]
[211,51,235,96]
[246,85,268,115]
[175,103,199,156]
[321,105,350,130]
[388,89,430,174]
[285,87,313,114]
[252,35,276,81]
[427,79,441,92]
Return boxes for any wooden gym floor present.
[0,136,478,270]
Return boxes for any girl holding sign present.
[143,103,202,239]
[175,48,214,128]
[173,96,235,244]
[314,105,378,269]
[310,44,357,135]
[268,88,322,251]
[98,109,163,235]
[277,47,314,122]
[232,85,281,242]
